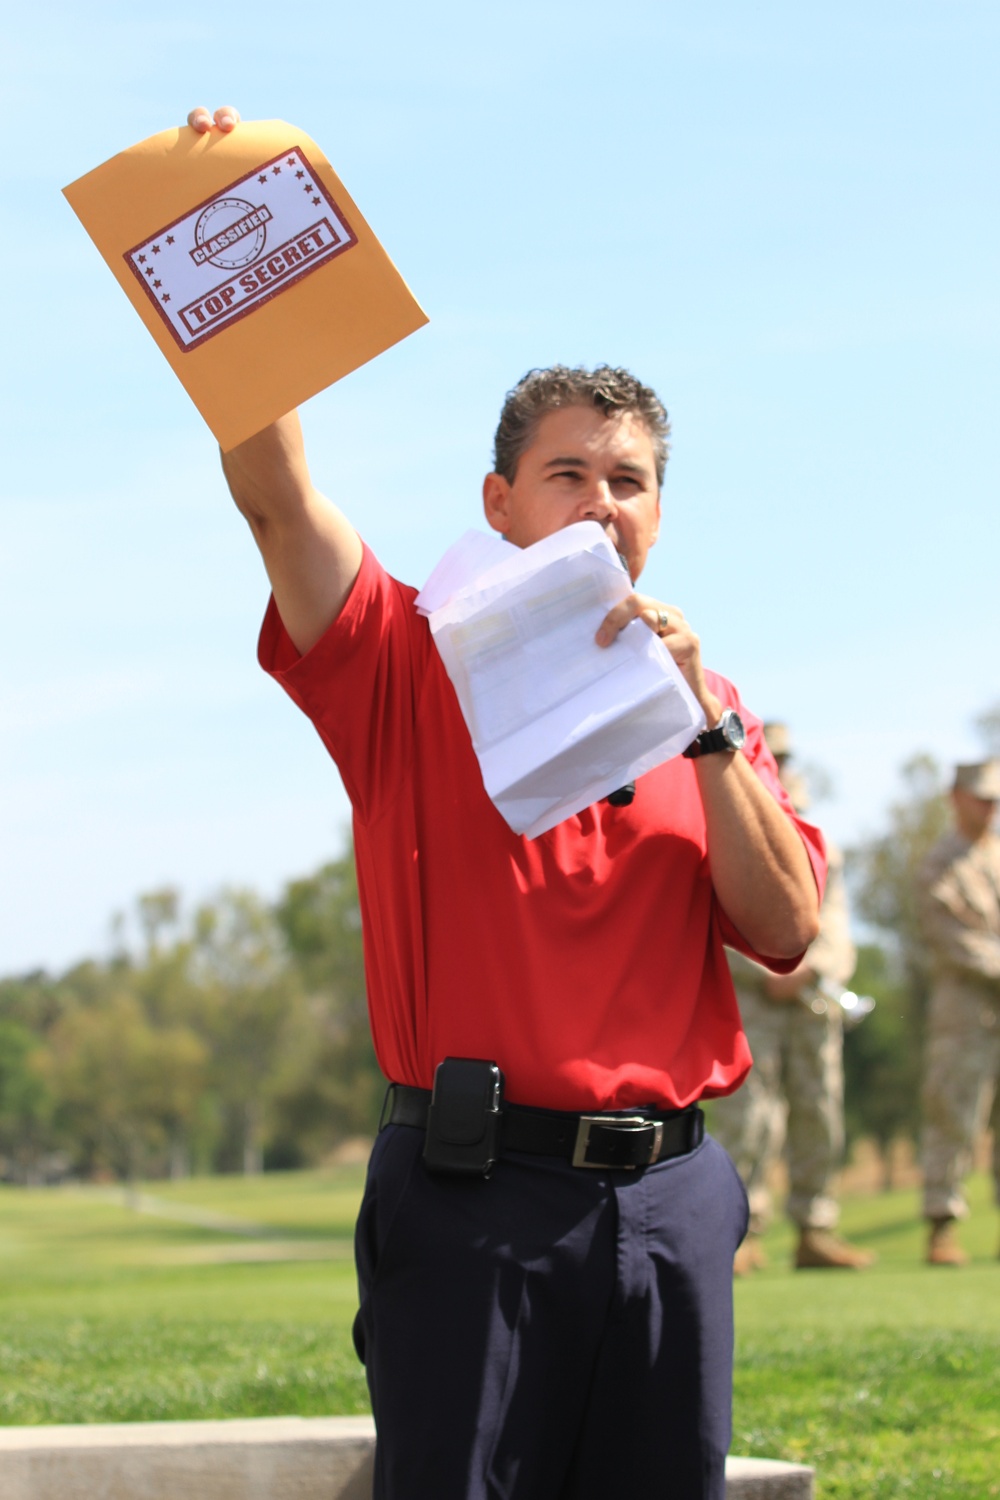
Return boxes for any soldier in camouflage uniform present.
[918,759,1000,1266]
[714,723,875,1271]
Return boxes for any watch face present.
[723,710,746,751]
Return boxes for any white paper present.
[414,530,510,616]
[423,522,707,838]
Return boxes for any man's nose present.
[578,481,616,521]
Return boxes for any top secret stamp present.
[125,147,358,350]
[64,119,427,450]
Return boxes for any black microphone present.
[606,782,636,807]
[605,550,637,808]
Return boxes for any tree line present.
[1,704,996,1185]
[0,851,381,1184]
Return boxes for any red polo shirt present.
[260,545,825,1112]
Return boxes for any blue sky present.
[2,1,998,973]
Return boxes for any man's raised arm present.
[221,411,362,655]
[187,107,363,655]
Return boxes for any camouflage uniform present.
[919,825,1000,1223]
[713,844,856,1233]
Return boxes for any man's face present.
[482,405,661,581]
[952,787,997,842]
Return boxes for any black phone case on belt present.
[423,1057,504,1176]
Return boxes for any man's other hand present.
[598,593,820,958]
[188,106,241,134]
[596,595,721,725]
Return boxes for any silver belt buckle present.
[571,1114,663,1169]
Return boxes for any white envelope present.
[423,522,706,837]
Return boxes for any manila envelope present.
[63,120,428,450]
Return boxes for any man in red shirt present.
[193,103,822,1500]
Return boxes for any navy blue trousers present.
[354,1124,748,1500]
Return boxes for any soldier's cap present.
[953,760,1000,799]
[763,721,792,760]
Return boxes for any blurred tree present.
[844,754,952,1167]
[841,945,921,1182]
[137,888,182,956]
[848,753,950,995]
[43,992,207,1190]
[274,846,385,1146]
[0,1020,54,1183]
[192,889,300,1174]
[1,861,386,1176]
[0,970,77,1035]
[104,894,214,1175]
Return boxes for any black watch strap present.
[683,709,745,759]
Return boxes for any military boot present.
[733,1234,768,1276]
[926,1218,969,1267]
[794,1228,876,1270]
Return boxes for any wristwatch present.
[682,708,746,759]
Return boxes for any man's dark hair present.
[492,365,671,487]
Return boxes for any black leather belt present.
[383,1084,704,1171]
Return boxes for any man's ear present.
[482,472,512,535]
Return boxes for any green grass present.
[733,1174,1000,1498]
[0,1167,370,1423]
[1,1167,997,1498]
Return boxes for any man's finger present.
[595,594,643,647]
[215,106,241,131]
[188,107,213,133]
[647,605,672,638]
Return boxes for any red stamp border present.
[123,148,358,354]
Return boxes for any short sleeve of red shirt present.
[260,545,826,1111]
[258,543,435,824]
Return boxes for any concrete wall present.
[0,1417,814,1499]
